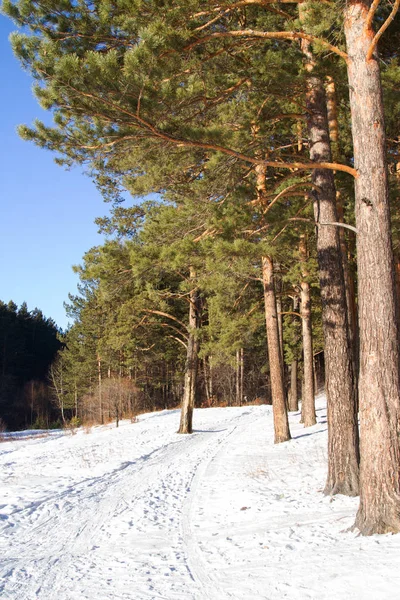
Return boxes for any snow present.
[1,394,399,600]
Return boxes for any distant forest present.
[0,301,61,430]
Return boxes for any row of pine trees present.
[3,0,400,535]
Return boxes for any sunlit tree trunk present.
[97,355,103,425]
[178,267,201,434]
[299,235,316,427]
[203,358,211,406]
[262,256,291,443]
[344,1,400,534]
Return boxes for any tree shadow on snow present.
[192,428,228,433]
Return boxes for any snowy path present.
[1,397,400,599]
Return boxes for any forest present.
[1,0,400,538]
[0,301,61,430]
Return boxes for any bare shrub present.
[80,378,139,427]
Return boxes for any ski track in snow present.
[1,396,400,599]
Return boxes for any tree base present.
[274,433,291,444]
[177,427,192,434]
[324,476,359,498]
[352,513,400,536]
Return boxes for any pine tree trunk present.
[336,192,359,376]
[288,359,298,412]
[209,355,213,400]
[325,76,340,161]
[299,235,316,427]
[344,1,400,534]
[240,347,244,405]
[178,268,201,434]
[262,256,291,443]
[302,38,359,495]
[203,358,211,406]
[236,348,241,406]
[276,289,284,366]
[326,76,359,380]
[97,356,103,425]
[74,380,78,418]
[395,256,400,312]
[288,295,300,412]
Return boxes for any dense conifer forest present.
[0,301,61,429]
[2,0,400,535]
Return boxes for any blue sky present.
[0,15,113,331]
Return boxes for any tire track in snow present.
[0,409,256,600]
[181,411,261,600]
[1,438,193,598]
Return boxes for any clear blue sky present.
[0,15,112,331]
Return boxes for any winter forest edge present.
[1,0,400,566]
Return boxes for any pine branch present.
[168,335,188,350]
[193,0,308,17]
[365,0,381,31]
[318,221,358,234]
[184,29,348,62]
[39,71,358,179]
[367,0,400,61]
[143,309,188,333]
[262,183,314,215]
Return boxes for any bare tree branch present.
[318,221,358,234]
[143,309,188,333]
[367,0,400,61]
[184,29,348,62]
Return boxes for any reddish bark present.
[299,235,316,427]
[262,256,291,443]
[302,38,360,495]
[344,1,400,534]
[178,268,201,434]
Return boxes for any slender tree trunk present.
[97,356,103,425]
[302,37,359,495]
[262,256,291,443]
[74,379,78,418]
[299,235,316,427]
[326,76,359,381]
[288,359,298,412]
[240,347,244,405]
[209,355,213,400]
[344,1,400,534]
[203,358,211,406]
[60,365,66,425]
[178,267,201,434]
[337,193,359,374]
[236,349,241,406]
[276,290,284,366]
[288,296,300,412]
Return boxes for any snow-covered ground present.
[1,394,399,600]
